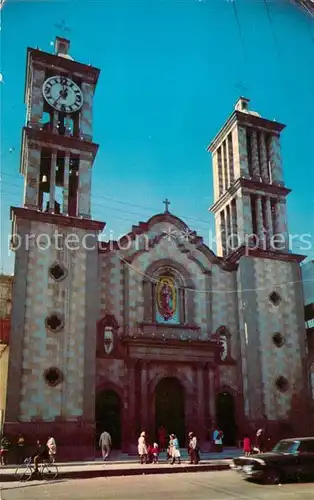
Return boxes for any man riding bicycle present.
[32,440,50,474]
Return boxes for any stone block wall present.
[237,255,310,432]
[8,221,95,421]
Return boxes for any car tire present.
[264,467,281,485]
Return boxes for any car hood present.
[233,452,281,465]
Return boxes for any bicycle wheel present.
[15,464,33,481]
[41,461,58,480]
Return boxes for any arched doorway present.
[95,389,122,449]
[155,377,185,445]
[216,392,237,446]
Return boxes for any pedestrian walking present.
[138,431,148,464]
[99,430,112,461]
[0,436,10,466]
[213,428,224,452]
[47,436,57,462]
[170,434,181,465]
[152,442,159,463]
[243,435,252,456]
[16,434,25,464]
[188,432,199,464]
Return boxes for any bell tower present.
[208,97,290,257]
[22,36,98,217]
[208,99,310,436]
[5,38,105,458]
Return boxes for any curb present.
[0,463,230,482]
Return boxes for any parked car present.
[230,437,314,484]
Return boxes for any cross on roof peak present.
[163,198,170,213]
[54,20,71,34]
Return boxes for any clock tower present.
[5,37,105,458]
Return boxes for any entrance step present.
[1,459,233,482]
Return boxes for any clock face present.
[42,76,83,113]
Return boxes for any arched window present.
[154,268,185,325]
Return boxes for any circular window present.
[45,313,64,333]
[275,376,289,393]
[44,367,63,387]
[49,262,67,282]
[272,332,285,348]
[269,291,281,306]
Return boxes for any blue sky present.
[1,0,314,274]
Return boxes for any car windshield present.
[272,440,300,454]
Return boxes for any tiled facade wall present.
[100,221,241,344]
[237,256,309,424]
[18,222,91,421]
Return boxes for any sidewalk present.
[0,449,240,482]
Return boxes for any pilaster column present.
[255,195,265,248]
[140,362,148,432]
[80,82,93,141]
[78,155,92,218]
[217,148,224,197]
[274,200,289,251]
[212,151,220,202]
[269,134,284,185]
[204,271,212,337]
[230,200,238,250]
[28,65,45,127]
[260,131,269,182]
[197,366,207,442]
[234,125,249,178]
[127,362,137,450]
[208,368,216,425]
[251,131,260,178]
[265,197,273,249]
[225,140,230,189]
[62,153,70,215]
[236,193,253,246]
[49,151,57,212]
[24,144,41,208]
[228,134,235,184]
[225,205,231,255]
[123,262,130,336]
[221,141,226,192]
[220,211,227,256]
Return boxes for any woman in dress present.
[170,434,181,465]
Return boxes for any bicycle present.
[15,457,58,481]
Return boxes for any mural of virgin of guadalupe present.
[156,276,177,322]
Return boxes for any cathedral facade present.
[4,38,312,459]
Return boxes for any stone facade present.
[0,274,13,431]
[3,43,312,460]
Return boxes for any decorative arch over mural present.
[143,259,196,325]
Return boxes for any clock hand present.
[54,94,63,105]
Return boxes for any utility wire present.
[231,0,248,64]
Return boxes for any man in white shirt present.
[99,431,112,461]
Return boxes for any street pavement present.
[1,470,313,499]
[0,449,240,481]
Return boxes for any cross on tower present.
[163,198,170,213]
[235,80,248,94]
[54,20,71,34]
